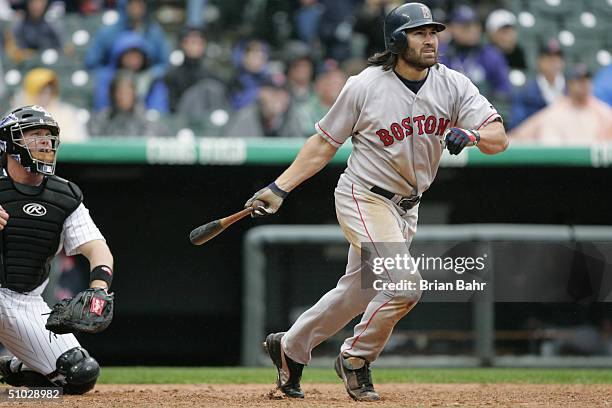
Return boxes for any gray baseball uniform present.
[282,63,500,364]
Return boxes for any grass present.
[98,367,612,385]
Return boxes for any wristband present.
[268,182,289,199]
[91,265,113,288]
[470,129,481,146]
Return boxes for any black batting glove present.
[443,128,480,155]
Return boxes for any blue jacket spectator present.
[294,0,323,48]
[511,39,565,128]
[229,39,273,110]
[93,32,169,112]
[593,65,612,107]
[13,0,62,51]
[85,0,170,80]
[439,5,511,98]
[318,0,358,62]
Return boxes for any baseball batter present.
[248,3,508,401]
[0,105,114,394]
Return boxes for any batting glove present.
[244,182,288,217]
[442,127,480,155]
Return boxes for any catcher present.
[0,105,114,394]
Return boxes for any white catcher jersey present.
[316,64,501,196]
[60,203,105,256]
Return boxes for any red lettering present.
[401,117,413,136]
[436,118,450,136]
[424,115,436,134]
[390,123,404,141]
[376,129,394,146]
[413,115,426,135]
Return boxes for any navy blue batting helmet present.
[384,3,446,54]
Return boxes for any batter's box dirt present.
[1,384,610,407]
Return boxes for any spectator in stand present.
[89,71,169,137]
[12,67,87,141]
[509,64,612,145]
[12,0,61,51]
[224,80,303,138]
[172,27,229,134]
[165,26,218,113]
[297,67,348,137]
[293,0,323,49]
[354,0,402,57]
[186,0,207,28]
[85,0,170,81]
[511,39,565,128]
[318,0,358,62]
[93,31,169,112]
[439,4,511,99]
[286,50,315,107]
[485,9,526,70]
[176,79,229,135]
[5,0,62,63]
[593,65,612,107]
[229,39,272,110]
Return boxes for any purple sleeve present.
[484,47,511,95]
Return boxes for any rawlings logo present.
[23,203,47,216]
[90,297,106,316]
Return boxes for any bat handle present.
[222,206,255,227]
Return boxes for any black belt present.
[370,186,421,211]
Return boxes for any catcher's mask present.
[0,105,61,175]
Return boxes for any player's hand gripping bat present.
[189,200,263,245]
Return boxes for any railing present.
[57,138,612,167]
[241,224,612,366]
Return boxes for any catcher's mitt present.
[45,288,114,334]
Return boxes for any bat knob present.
[251,199,266,210]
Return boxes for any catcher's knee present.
[56,347,100,395]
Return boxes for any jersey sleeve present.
[61,203,105,256]
[315,76,362,147]
[456,75,502,130]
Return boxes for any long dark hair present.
[367,49,397,71]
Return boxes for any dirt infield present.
[3,384,610,407]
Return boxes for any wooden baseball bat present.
[189,201,262,246]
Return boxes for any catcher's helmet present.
[0,105,60,175]
[384,3,446,54]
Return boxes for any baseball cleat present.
[262,332,304,398]
[0,356,55,388]
[0,356,13,384]
[334,354,380,401]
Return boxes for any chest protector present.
[0,175,82,293]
